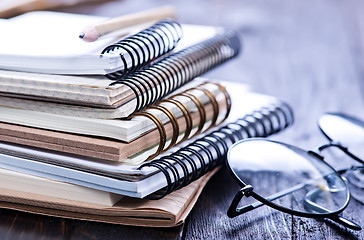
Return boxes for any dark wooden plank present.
[0,208,184,240]
[184,168,292,240]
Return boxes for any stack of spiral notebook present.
[0,10,294,227]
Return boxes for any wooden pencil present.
[79,5,176,42]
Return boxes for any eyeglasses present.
[226,113,364,231]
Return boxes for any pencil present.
[79,5,176,42]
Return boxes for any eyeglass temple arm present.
[227,185,254,218]
[318,142,343,151]
[305,188,361,230]
[228,182,362,231]
[330,215,362,231]
[318,142,364,165]
[228,182,307,218]
[337,165,364,174]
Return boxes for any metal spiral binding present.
[110,30,241,117]
[101,19,183,80]
[132,82,231,161]
[141,102,294,199]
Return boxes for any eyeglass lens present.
[318,113,364,204]
[227,139,350,216]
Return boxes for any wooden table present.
[1,0,363,239]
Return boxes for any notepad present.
[0,80,227,142]
[0,81,232,162]
[0,169,217,227]
[0,11,231,75]
[0,12,241,120]
[0,11,185,75]
[0,12,123,74]
[0,168,123,206]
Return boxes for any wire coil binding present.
[110,30,241,117]
[141,102,294,199]
[132,81,231,161]
[101,19,183,79]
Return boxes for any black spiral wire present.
[110,30,241,118]
[139,102,294,199]
[101,19,183,80]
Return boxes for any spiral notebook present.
[0,81,294,227]
[0,82,294,199]
[0,80,230,143]
[0,11,240,77]
[0,11,183,75]
[0,81,232,162]
[0,19,240,118]
[0,169,217,227]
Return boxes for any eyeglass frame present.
[226,113,364,231]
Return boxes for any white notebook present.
[0,11,186,75]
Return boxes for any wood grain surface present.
[1,0,364,239]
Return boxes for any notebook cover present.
[0,169,218,227]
